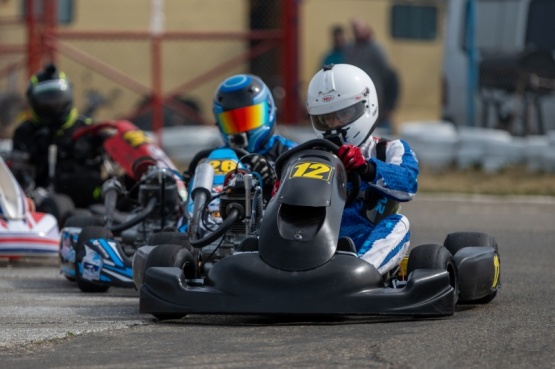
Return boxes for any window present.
[22,0,74,25]
[391,5,438,41]
[462,0,521,52]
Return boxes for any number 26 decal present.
[209,159,238,175]
[290,162,333,181]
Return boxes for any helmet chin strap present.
[229,133,248,149]
[323,129,348,146]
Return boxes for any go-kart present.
[137,139,501,319]
[0,155,60,260]
[58,120,186,292]
[132,145,264,289]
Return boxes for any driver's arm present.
[367,139,419,202]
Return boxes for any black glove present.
[243,154,277,188]
[359,161,377,182]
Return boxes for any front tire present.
[144,244,194,321]
[407,243,458,303]
[145,244,197,279]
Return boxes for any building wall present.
[1,0,445,132]
[301,0,446,129]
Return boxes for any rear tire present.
[37,193,75,227]
[64,214,104,228]
[74,226,112,293]
[147,231,191,248]
[443,232,498,255]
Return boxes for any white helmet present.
[306,64,379,146]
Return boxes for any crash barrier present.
[155,123,555,173]
[399,121,555,173]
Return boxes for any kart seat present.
[337,237,357,255]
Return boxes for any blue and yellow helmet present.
[213,74,276,152]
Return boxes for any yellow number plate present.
[289,162,333,181]
[209,159,239,175]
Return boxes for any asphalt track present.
[1,194,554,369]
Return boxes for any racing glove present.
[338,144,366,171]
[244,155,277,189]
[337,144,376,181]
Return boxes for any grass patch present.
[418,166,555,196]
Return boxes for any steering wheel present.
[275,138,360,206]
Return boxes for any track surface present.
[1,194,554,369]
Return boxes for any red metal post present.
[26,0,41,76]
[280,0,300,125]
[151,35,164,144]
[43,0,57,64]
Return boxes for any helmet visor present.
[216,102,268,135]
[30,79,72,119]
[310,101,365,131]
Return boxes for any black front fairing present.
[258,150,348,271]
[277,150,346,207]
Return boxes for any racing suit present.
[340,136,419,275]
[11,108,104,208]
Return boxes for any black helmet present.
[26,63,73,127]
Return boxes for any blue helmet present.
[213,74,276,152]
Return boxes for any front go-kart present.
[59,120,186,292]
[139,139,500,319]
[0,156,60,260]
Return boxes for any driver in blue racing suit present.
[305,64,419,275]
[185,74,297,199]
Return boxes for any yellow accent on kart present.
[492,254,500,288]
[289,162,333,181]
[398,256,409,279]
[123,130,151,147]
[209,159,238,175]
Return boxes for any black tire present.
[407,244,458,298]
[74,226,112,293]
[443,232,499,255]
[153,313,187,321]
[147,231,191,249]
[145,244,195,320]
[64,214,104,228]
[469,290,498,304]
[67,207,95,220]
[145,244,197,279]
[444,232,500,304]
[37,193,75,227]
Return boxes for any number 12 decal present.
[290,162,333,181]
